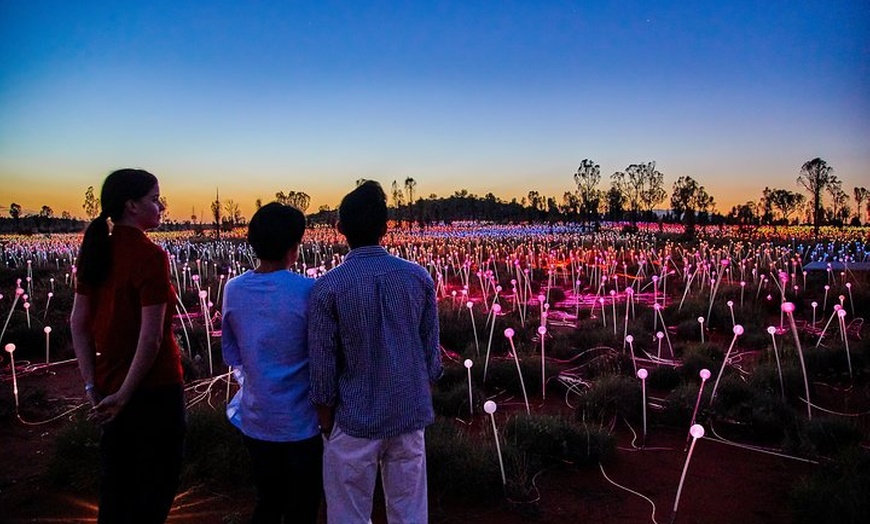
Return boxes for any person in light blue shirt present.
[222,202,321,524]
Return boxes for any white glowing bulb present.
[838,309,847,318]
[698,316,704,324]
[733,325,744,335]
[689,424,705,439]
[700,369,711,380]
[766,326,776,335]
[656,331,664,339]
[483,400,497,414]
[44,326,52,334]
[464,359,473,369]
[637,368,648,380]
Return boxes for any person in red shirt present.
[70,168,185,524]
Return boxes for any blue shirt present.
[221,269,319,442]
[309,245,442,439]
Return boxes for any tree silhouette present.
[797,157,838,235]
[82,186,100,220]
[670,176,714,237]
[573,159,602,225]
[9,202,21,232]
[853,187,868,224]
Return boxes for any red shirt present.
[77,225,183,394]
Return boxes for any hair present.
[247,202,306,261]
[338,180,388,247]
[76,169,159,286]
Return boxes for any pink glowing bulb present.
[733,325,744,335]
[492,303,502,314]
[700,369,711,380]
[781,302,795,313]
[537,326,547,335]
[466,301,473,309]
[44,326,51,334]
[838,309,847,318]
[637,368,648,380]
[4,343,15,353]
[537,294,545,302]
[625,335,634,343]
[811,301,817,307]
[834,304,842,311]
[198,291,207,299]
[483,400,497,414]
[625,287,633,295]
[656,331,664,340]
[652,275,659,282]
[721,260,730,267]
[689,424,705,439]
[740,281,746,287]
[464,359,473,369]
[15,288,24,296]
[504,328,515,338]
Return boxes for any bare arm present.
[70,293,101,406]
[91,303,167,424]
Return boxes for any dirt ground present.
[1,359,823,524]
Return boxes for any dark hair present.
[338,180,387,247]
[247,202,306,261]
[76,169,159,286]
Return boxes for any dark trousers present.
[243,434,323,524]
[98,384,186,524]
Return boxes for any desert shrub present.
[794,417,864,457]
[181,405,250,488]
[574,374,641,426]
[679,344,721,381]
[791,448,870,524]
[432,380,485,418]
[426,418,503,503]
[661,383,708,428]
[503,413,615,468]
[747,361,802,401]
[45,413,101,492]
[479,357,556,399]
[647,365,681,391]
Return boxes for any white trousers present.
[322,426,428,524]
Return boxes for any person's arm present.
[90,303,166,424]
[420,275,443,384]
[220,287,242,368]
[70,293,101,406]
[308,282,338,435]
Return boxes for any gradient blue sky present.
[1,1,868,219]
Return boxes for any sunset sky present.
[1,1,867,220]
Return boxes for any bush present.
[45,413,101,492]
[503,413,615,468]
[791,448,870,524]
[181,404,250,488]
[432,380,485,419]
[426,418,503,503]
[574,374,641,426]
[794,417,864,458]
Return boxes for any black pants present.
[243,434,323,524]
[99,384,186,524]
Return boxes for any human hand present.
[89,391,129,425]
[85,388,103,408]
